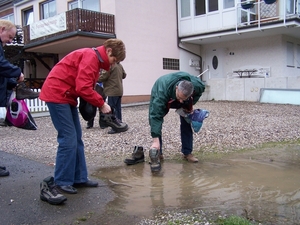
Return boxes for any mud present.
[95,143,300,224]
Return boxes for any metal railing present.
[236,0,299,31]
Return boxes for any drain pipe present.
[175,0,203,80]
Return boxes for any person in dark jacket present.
[90,63,127,134]
[0,19,24,177]
[124,72,205,172]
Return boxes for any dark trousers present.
[87,96,122,127]
[107,96,122,121]
[159,115,193,156]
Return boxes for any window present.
[1,14,14,23]
[286,42,294,67]
[163,58,180,70]
[180,0,190,18]
[195,0,205,15]
[68,0,100,11]
[208,0,218,12]
[23,8,34,26]
[223,0,234,9]
[40,0,56,19]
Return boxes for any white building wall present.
[101,0,179,96]
[201,35,300,101]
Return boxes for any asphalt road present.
[0,150,118,225]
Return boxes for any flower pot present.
[264,0,276,4]
[241,1,255,10]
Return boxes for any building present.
[1,0,300,109]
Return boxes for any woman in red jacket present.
[39,39,126,205]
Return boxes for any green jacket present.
[149,71,205,138]
[98,63,126,96]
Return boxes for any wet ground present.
[96,143,300,225]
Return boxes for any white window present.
[68,0,100,11]
[208,0,218,12]
[223,0,234,9]
[195,0,205,15]
[180,0,191,18]
[286,42,294,67]
[41,0,56,19]
[23,8,34,26]
[1,14,14,23]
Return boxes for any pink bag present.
[5,92,37,130]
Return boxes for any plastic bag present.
[177,108,209,133]
[79,97,97,121]
[0,107,7,125]
[5,92,37,130]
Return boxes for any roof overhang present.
[23,31,116,54]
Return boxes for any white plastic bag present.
[0,107,7,123]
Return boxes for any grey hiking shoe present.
[100,108,128,133]
[16,82,40,100]
[40,176,67,205]
[149,148,161,172]
[124,146,145,165]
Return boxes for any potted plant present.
[241,0,255,10]
[264,0,276,4]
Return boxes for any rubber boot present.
[149,148,161,172]
[124,146,145,165]
[86,118,94,129]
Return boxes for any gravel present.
[1,100,299,224]
[1,100,299,168]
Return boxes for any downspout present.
[176,0,203,80]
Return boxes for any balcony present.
[22,8,115,54]
[179,0,300,45]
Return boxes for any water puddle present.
[95,144,300,224]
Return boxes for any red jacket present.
[40,46,110,107]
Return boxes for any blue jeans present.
[47,103,88,186]
[159,116,193,156]
[108,96,122,121]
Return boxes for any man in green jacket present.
[124,71,205,172]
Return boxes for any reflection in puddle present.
[95,151,300,224]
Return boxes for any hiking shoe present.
[124,146,145,165]
[0,166,9,177]
[100,109,128,132]
[40,176,67,205]
[183,154,199,163]
[16,82,40,100]
[149,148,161,172]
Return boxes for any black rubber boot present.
[124,146,145,165]
[149,148,161,172]
[86,119,94,129]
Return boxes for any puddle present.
[95,144,300,224]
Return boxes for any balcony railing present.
[236,0,299,29]
[23,8,115,45]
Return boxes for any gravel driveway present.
[1,100,299,169]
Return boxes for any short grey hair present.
[177,80,194,97]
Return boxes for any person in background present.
[0,19,39,177]
[39,39,126,205]
[89,63,127,134]
[124,71,205,173]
